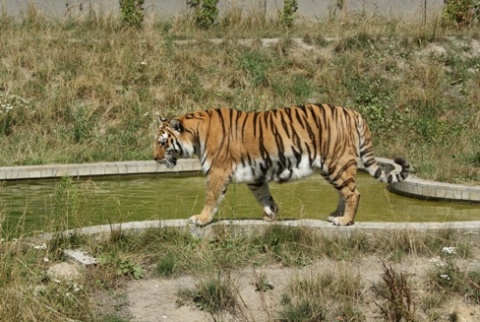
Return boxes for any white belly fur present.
[233,155,321,183]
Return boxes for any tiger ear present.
[157,116,168,125]
[170,119,184,132]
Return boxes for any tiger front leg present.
[328,191,345,222]
[331,186,360,226]
[247,182,279,222]
[189,172,231,227]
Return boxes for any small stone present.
[47,262,81,281]
[33,285,47,297]
[64,248,98,266]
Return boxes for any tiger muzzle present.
[154,156,177,169]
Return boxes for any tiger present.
[153,104,410,227]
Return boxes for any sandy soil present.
[116,256,480,322]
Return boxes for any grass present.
[0,178,480,321]
[2,197,479,321]
[0,9,479,183]
[0,6,480,322]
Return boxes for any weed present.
[47,176,82,259]
[98,253,143,280]
[335,31,375,52]
[466,269,480,304]
[254,225,319,266]
[0,93,30,136]
[156,250,177,277]
[373,263,416,322]
[177,273,237,314]
[254,273,274,292]
[237,49,275,87]
[278,298,326,321]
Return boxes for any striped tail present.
[364,156,410,184]
[358,117,410,184]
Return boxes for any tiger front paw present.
[263,213,276,222]
[188,214,212,227]
[331,216,354,226]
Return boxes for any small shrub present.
[279,0,298,28]
[442,0,480,26]
[119,0,144,28]
[188,0,219,29]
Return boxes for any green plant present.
[98,254,143,279]
[177,274,237,314]
[427,244,475,297]
[156,250,177,277]
[254,273,274,292]
[47,176,82,258]
[72,107,94,143]
[254,226,319,266]
[0,93,30,136]
[119,0,144,28]
[466,269,480,304]
[442,0,480,26]
[237,49,276,88]
[279,298,326,321]
[278,272,333,321]
[279,0,298,28]
[188,0,219,29]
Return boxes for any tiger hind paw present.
[188,215,212,227]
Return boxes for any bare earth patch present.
[119,256,480,322]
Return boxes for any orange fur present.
[154,104,409,226]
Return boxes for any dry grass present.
[0,9,479,182]
[1,204,479,321]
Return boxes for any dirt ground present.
[113,255,480,322]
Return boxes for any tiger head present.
[153,117,194,168]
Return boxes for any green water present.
[1,173,479,235]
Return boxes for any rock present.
[64,248,98,266]
[33,285,47,297]
[47,262,81,282]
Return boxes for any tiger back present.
[154,104,410,226]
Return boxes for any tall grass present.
[0,9,479,182]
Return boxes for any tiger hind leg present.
[326,162,360,226]
[247,182,279,222]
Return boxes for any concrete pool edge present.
[1,158,479,203]
[30,219,480,243]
